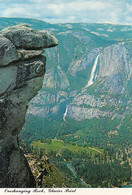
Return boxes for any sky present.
[0,0,132,24]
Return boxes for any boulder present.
[1,24,58,49]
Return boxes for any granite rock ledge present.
[0,24,58,187]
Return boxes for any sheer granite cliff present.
[0,24,58,187]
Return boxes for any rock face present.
[28,42,132,121]
[0,24,58,187]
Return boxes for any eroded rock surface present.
[0,24,58,187]
[0,24,58,49]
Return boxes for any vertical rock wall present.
[0,24,58,187]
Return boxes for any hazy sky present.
[0,0,132,24]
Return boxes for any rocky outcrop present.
[0,24,58,187]
[25,154,66,188]
[0,24,58,49]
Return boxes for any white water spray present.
[85,55,99,88]
[63,105,68,122]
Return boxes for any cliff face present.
[28,42,132,121]
[66,42,132,120]
[9,22,129,123]
[0,24,58,187]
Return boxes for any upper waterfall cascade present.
[86,55,99,88]
[63,105,68,122]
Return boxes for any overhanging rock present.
[0,24,58,187]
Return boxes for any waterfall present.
[63,105,68,122]
[85,55,99,88]
[63,55,99,122]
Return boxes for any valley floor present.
[28,139,132,188]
